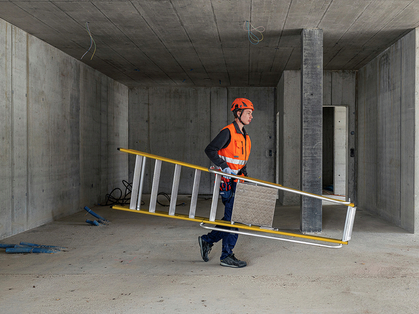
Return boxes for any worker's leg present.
[200,191,236,244]
[220,193,238,260]
[200,180,235,245]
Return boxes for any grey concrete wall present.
[277,71,301,205]
[0,20,128,239]
[128,87,275,195]
[277,70,356,205]
[358,29,418,233]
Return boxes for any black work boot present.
[198,236,213,262]
[220,254,247,268]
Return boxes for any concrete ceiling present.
[1,0,419,88]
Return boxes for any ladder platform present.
[112,204,347,246]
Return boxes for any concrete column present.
[300,29,323,233]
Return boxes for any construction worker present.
[198,98,254,268]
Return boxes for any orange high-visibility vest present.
[218,123,251,174]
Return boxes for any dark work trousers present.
[201,181,239,260]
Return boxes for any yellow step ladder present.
[113,148,357,249]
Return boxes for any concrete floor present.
[0,197,418,314]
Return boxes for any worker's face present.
[240,109,253,125]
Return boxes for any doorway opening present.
[322,106,348,203]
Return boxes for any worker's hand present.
[222,167,236,179]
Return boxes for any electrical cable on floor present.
[157,192,185,207]
[103,187,124,205]
[100,180,145,206]
[101,181,186,207]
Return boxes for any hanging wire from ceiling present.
[81,22,97,60]
[243,20,265,45]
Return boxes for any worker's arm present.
[204,128,231,169]
[239,165,247,176]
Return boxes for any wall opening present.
[322,106,348,203]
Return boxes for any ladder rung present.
[209,173,221,221]
[136,157,147,210]
[169,164,181,216]
[189,169,201,218]
[342,205,356,241]
[130,155,145,210]
[149,159,162,213]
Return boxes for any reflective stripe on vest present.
[217,123,251,172]
[218,155,247,166]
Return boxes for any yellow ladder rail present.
[112,205,347,247]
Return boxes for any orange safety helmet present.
[231,98,254,112]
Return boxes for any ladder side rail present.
[125,148,351,206]
[209,173,222,221]
[149,159,162,213]
[118,148,208,172]
[199,223,343,249]
[209,169,354,207]
[189,169,201,219]
[169,164,182,216]
[342,205,357,241]
[121,148,352,207]
[130,155,144,210]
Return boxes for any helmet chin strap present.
[236,110,245,126]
